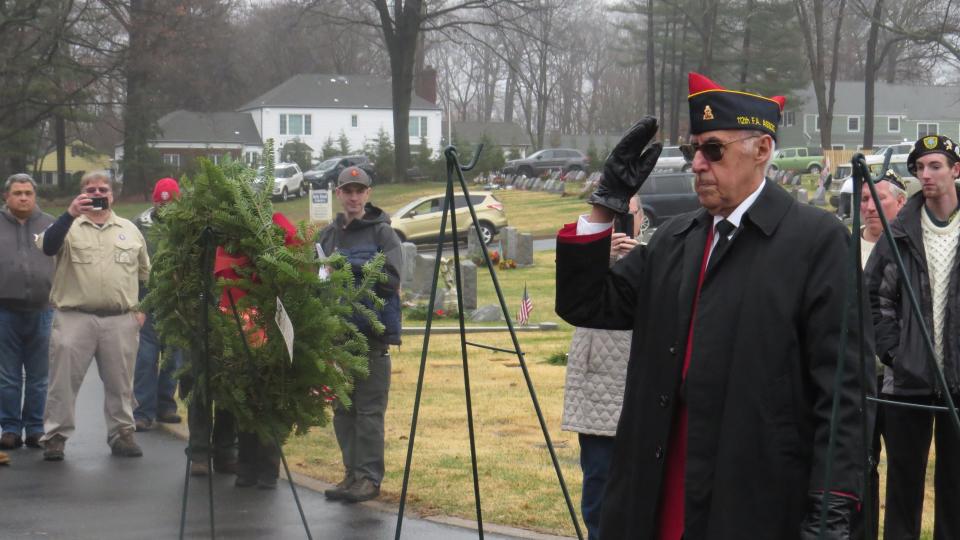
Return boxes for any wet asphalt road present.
[0,366,522,540]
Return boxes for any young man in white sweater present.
[865,134,960,540]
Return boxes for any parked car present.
[831,153,918,216]
[305,155,373,188]
[769,147,824,174]
[637,172,700,231]
[874,142,914,156]
[502,148,589,177]
[653,146,690,173]
[253,162,305,201]
[392,192,508,245]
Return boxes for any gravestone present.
[533,179,545,191]
[796,188,808,204]
[575,170,587,182]
[411,253,437,296]
[461,261,478,310]
[466,225,484,261]
[544,179,555,192]
[515,233,534,266]
[400,242,417,291]
[471,305,505,322]
[501,227,520,261]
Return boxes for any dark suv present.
[305,155,373,188]
[637,172,700,231]
[502,148,589,177]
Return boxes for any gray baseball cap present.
[337,166,372,187]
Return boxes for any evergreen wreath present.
[142,152,386,441]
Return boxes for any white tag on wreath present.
[275,297,294,364]
[316,243,329,280]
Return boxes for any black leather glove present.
[588,116,663,214]
[799,491,856,540]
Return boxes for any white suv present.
[255,162,305,201]
[654,146,690,172]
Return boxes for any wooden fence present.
[823,149,876,175]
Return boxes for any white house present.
[237,74,443,162]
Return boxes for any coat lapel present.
[675,210,711,338]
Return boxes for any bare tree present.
[794,0,847,149]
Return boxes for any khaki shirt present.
[38,212,150,311]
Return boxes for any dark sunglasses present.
[679,135,761,163]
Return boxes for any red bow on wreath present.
[212,212,302,347]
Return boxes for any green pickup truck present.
[769,147,824,174]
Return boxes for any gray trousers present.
[42,310,140,445]
[333,342,390,485]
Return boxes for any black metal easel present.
[394,145,584,540]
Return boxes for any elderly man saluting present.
[38,171,150,460]
[555,73,868,539]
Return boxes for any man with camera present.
[37,171,150,460]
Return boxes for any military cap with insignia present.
[907,134,960,175]
[878,169,906,191]
[687,72,786,141]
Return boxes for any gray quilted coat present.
[561,254,631,436]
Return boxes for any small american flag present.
[518,283,534,326]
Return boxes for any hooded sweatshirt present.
[0,205,55,310]
[318,203,403,345]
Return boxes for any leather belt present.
[61,307,129,317]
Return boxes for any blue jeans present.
[133,313,181,422]
[579,433,615,540]
[0,306,52,436]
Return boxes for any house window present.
[847,116,860,132]
[70,145,81,157]
[280,114,312,136]
[409,116,428,138]
[781,111,795,127]
[244,151,260,166]
[208,154,222,165]
[351,114,358,128]
[888,117,900,133]
[162,153,181,168]
[832,144,845,150]
[42,172,56,185]
[918,122,939,138]
[805,114,820,133]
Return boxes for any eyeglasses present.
[679,135,761,163]
[83,187,111,194]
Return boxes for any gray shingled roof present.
[238,74,441,112]
[792,81,960,120]
[452,121,530,146]
[153,110,262,145]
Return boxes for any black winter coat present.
[555,180,869,540]
[864,190,960,396]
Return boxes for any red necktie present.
[658,223,715,540]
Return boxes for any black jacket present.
[865,189,960,396]
[555,180,868,540]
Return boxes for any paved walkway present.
[0,366,536,540]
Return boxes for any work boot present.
[0,432,22,449]
[213,456,238,475]
[43,435,66,461]
[190,460,210,476]
[110,430,143,457]
[341,477,380,503]
[24,433,43,449]
[0,450,8,465]
[257,475,278,490]
[324,472,356,500]
[135,418,154,432]
[157,410,182,424]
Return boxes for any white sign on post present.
[275,297,295,364]
[309,187,333,223]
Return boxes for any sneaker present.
[24,433,43,449]
[156,411,182,424]
[234,475,257,488]
[341,477,380,503]
[134,418,154,432]
[0,432,22,450]
[110,431,143,457]
[324,472,356,500]
[43,435,66,461]
[190,460,210,476]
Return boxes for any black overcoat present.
[555,180,868,540]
